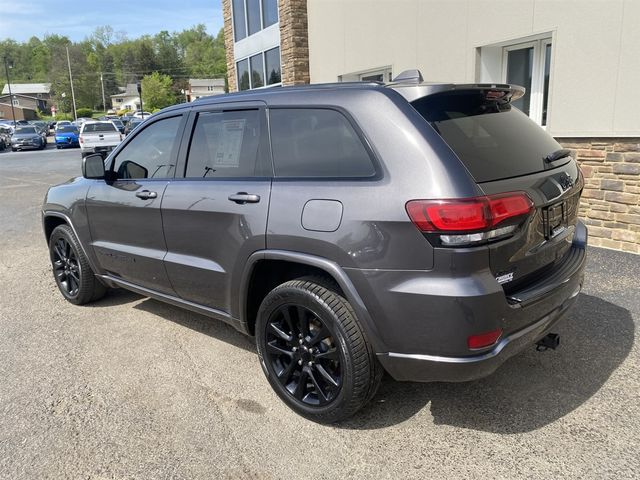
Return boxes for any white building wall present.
[307,0,640,137]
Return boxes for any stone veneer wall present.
[557,138,640,254]
[278,0,310,86]
[222,0,237,92]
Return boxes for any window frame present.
[267,105,382,181]
[501,38,552,127]
[231,0,279,42]
[236,46,282,91]
[174,102,273,181]
[107,113,187,181]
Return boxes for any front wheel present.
[49,224,107,305]
[256,278,382,423]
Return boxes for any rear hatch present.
[409,86,583,291]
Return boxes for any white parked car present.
[79,121,122,158]
[132,111,152,119]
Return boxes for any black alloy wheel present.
[51,237,81,298]
[49,224,107,305]
[256,278,382,423]
[265,303,342,406]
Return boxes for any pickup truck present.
[79,121,122,158]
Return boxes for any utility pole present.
[136,82,144,119]
[3,57,17,127]
[66,46,77,121]
[100,73,106,113]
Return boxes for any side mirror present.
[82,153,106,179]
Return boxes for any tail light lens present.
[406,192,533,246]
[468,328,503,350]
[79,135,83,144]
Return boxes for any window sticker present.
[202,118,246,168]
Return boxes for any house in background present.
[0,83,52,113]
[110,84,140,111]
[222,0,640,254]
[186,78,225,101]
[0,93,48,113]
[0,103,38,121]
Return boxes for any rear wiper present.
[544,148,572,163]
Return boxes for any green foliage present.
[0,25,227,111]
[141,72,176,110]
[76,107,93,118]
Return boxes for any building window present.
[265,47,281,84]
[232,0,279,41]
[338,66,393,83]
[479,35,552,126]
[237,47,281,91]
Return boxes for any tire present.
[256,277,382,423]
[49,224,107,305]
[12,148,17,152]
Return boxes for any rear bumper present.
[377,284,579,382]
[347,221,587,383]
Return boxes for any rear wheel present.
[49,224,107,305]
[256,278,382,423]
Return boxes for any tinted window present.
[246,0,261,35]
[262,0,278,27]
[186,110,267,178]
[250,53,264,88]
[265,47,281,85]
[232,0,247,41]
[113,116,182,179]
[237,58,250,91]
[83,123,117,133]
[411,91,562,183]
[270,109,375,178]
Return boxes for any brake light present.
[79,135,83,144]
[406,192,533,246]
[468,328,503,350]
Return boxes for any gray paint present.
[42,81,587,383]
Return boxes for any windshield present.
[83,123,117,133]
[411,91,563,183]
[15,127,37,134]
[57,126,78,133]
[112,120,124,126]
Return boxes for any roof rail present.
[392,69,424,84]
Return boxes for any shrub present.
[76,108,93,118]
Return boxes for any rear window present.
[411,92,563,183]
[15,127,36,134]
[270,108,376,178]
[83,123,117,133]
[57,126,77,133]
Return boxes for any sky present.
[0,0,224,42]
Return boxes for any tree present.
[141,72,175,110]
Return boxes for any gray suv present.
[43,72,587,422]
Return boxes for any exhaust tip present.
[536,333,560,351]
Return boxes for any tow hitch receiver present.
[536,333,560,351]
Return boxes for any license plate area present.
[542,201,568,240]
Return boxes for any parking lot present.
[0,146,638,479]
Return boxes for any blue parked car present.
[55,125,80,149]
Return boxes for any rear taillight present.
[468,328,503,350]
[406,192,533,246]
[79,135,83,144]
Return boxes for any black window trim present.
[107,112,188,182]
[267,105,382,182]
[174,102,273,181]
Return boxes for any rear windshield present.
[411,91,563,183]
[83,123,117,133]
[15,127,36,134]
[57,126,78,133]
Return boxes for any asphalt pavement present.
[0,145,638,479]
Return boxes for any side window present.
[112,116,182,179]
[269,108,376,178]
[185,109,267,178]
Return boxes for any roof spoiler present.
[392,69,424,84]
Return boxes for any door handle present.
[228,192,260,204]
[135,190,158,200]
